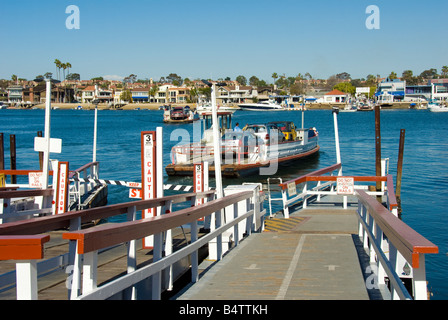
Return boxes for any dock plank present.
[177,206,370,300]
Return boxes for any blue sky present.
[1,0,447,82]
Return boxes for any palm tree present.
[54,59,61,80]
[149,85,158,103]
[272,73,278,87]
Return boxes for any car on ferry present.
[221,131,264,158]
[243,123,285,145]
[267,121,298,141]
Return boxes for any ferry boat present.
[237,100,286,111]
[163,105,199,123]
[165,113,319,177]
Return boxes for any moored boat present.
[237,100,286,111]
[428,100,448,112]
[196,102,239,115]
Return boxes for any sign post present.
[337,177,354,209]
[194,163,204,206]
[141,131,157,248]
[55,162,69,214]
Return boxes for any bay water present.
[1,107,447,299]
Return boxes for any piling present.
[0,133,4,170]
[37,131,43,170]
[9,135,16,184]
[396,129,405,217]
[375,106,381,201]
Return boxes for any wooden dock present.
[176,196,378,300]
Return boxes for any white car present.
[221,131,264,158]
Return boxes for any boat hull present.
[237,103,285,111]
[166,143,320,178]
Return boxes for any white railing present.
[63,189,263,300]
[69,162,101,210]
[356,189,438,300]
[273,163,438,300]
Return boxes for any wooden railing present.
[356,189,438,300]
[0,188,54,223]
[0,235,50,299]
[62,190,262,300]
[0,190,216,300]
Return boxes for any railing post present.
[281,187,289,219]
[16,260,38,300]
[163,200,173,291]
[70,242,83,300]
[302,182,308,209]
[413,255,428,300]
[68,216,81,299]
[191,220,199,283]
[152,232,163,300]
[233,202,239,246]
[82,251,98,294]
[216,209,223,261]
[127,205,137,299]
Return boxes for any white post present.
[413,255,428,300]
[16,261,38,300]
[211,84,223,199]
[156,127,164,214]
[82,251,98,293]
[333,108,342,175]
[93,105,98,162]
[42,79,52,189]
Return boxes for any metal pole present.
[211,83,223,199]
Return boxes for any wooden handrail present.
[280,163,342,189]
[0,235,50,260]
[304,175,387,182]
[386,175,398,210]
[0,190,215,236]
[0,188,54,199]
[356,189,438,268]
[0,170,54,176]
[63,191,252,254]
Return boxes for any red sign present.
[56,162,69,214]
[141,131,157,248]
[194,163,204,206]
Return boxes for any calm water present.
[1,108,447,299]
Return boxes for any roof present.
[324,89,346,96]
[82,86,95,91]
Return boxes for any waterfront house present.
[6,85,23,104]
[81,86,95,103]
[322,89,348,103]
[131,87,150,103]
[375,78,405,103]
[168,87,190,104]
[404,79,448,102]
[217,85,254,104]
